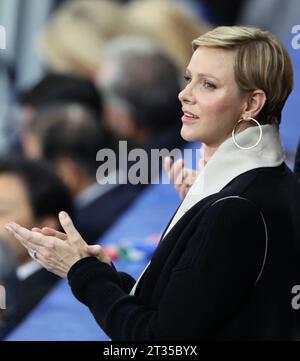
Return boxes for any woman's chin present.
[180,126,201,142]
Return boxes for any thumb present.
[86,244,102,256]
[86,245,112,266]
[58,211,81,240]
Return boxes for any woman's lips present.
[181,111,199,124]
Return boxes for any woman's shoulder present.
[221,163,300,201]
[180,163,300,235]
[205,163,300,234]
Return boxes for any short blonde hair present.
[192,26,294,125]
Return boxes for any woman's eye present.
[184,75,191,83]
[203,81,216,89]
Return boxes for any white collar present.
[75,182,112,208]
[75,170,126,208]
[17,260,42,281]
[163,124,285,237]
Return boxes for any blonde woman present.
[38,0,135,78]
[125,0,210,73]
[6,26,300,340]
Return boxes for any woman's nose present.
[178,85,194,104]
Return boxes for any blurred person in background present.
[28,103,142,244]
[38,0,136,79]
[0,237,18,340]
[18,73,102,159]
[238,0,300,40]
[96,37,185,158]
[0,157,72,338]
[192,0,247,25]
[125,0,210,73]
[37,0,209,79]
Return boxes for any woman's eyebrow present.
[186,68,220,82]
[197,73,220,82]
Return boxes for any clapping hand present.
[5,211,111,279]
[164,145,207,200]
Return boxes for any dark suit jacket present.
[1,269,59,339]
[74,183,144,244]
[68,163,300,340]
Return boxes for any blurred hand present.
[164,145,207,200]
[164,157,197,200]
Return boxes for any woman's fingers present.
[164,157,185,184]
[33,227,68,240]
[179,184,190,200]
[184,169,198,186]
[86,245,112,266]
[6,222,45,247]
[5,224,45,254]
[5,218,89,279]
[32,227,42,233]
[5,224,29,246]
[172,159,185,185]
[164,157,195,199]
[86,244,102,256]
[163,156,173,174]
[58,212,81,241]
[164,156,200,200]
[44,228,68,240]
[165,157,197,185]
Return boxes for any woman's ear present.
[243,90,266,119]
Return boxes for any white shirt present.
[75,170,127,209]
[17,261,42,281]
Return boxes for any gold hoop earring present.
[232,117,262,150]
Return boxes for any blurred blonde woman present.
[125,0,210,72]
[38,0,136,78]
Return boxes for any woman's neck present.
[202,144,219,167]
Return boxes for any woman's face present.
[179,47,247,147]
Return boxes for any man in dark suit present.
[0,237,18,339]
[28,103,141,244]
[18,73,102,160]
[0,157,72,339]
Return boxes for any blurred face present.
[178,47,246,147]
[0,174,35,264]
[103,101,136,141]
[20,106,43,160]
[97,64,139,142]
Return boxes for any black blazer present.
[68,163,300,340]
